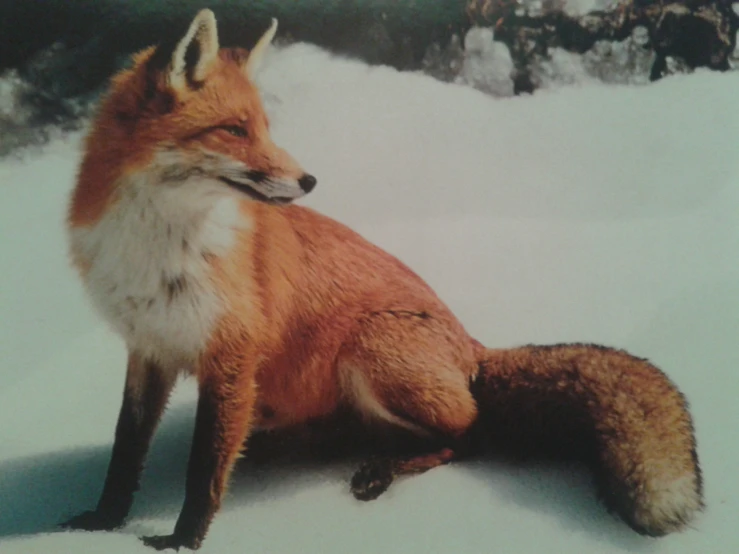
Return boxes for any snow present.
[457,27,515,96]
[1,41,739,554]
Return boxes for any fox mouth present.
[219,177,294,205]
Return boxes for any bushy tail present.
[471,343,703,537]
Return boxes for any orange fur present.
[62,10,703,551]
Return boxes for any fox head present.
[77,9,315,221]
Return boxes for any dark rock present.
[467,0,738,88]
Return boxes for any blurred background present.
[1,0,737,156]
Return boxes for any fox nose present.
[298,174,317,193]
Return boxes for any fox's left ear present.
[166,8,220,92]
[244,18,278,79]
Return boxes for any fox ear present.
[244,18,278,79]
[167,9,220,91]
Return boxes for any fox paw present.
[60,509,123,531]
[141,533,201,551]
[351,460,394,501]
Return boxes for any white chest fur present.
[70,176,249,368]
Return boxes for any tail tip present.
[618,473,704,537]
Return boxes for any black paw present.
[60,509,123,531]
[141,533,201,551]
[351,460,394,501]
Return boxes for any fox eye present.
[220,125,248,138]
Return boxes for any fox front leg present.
[141,356,257,551]
[61,354,176,531]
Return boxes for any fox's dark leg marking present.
[142,358,257,551]
[351,447,459,500]
[350,426,486,501]
[61,354,175,531]
[142,389,221,550]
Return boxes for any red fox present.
[61,9,703,551]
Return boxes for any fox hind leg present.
[337,311,479,500]
[350,447,459,501]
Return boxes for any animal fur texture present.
[60,9,703,551]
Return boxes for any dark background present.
[0,0,736,156]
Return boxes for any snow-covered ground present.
[1,42,738,554]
